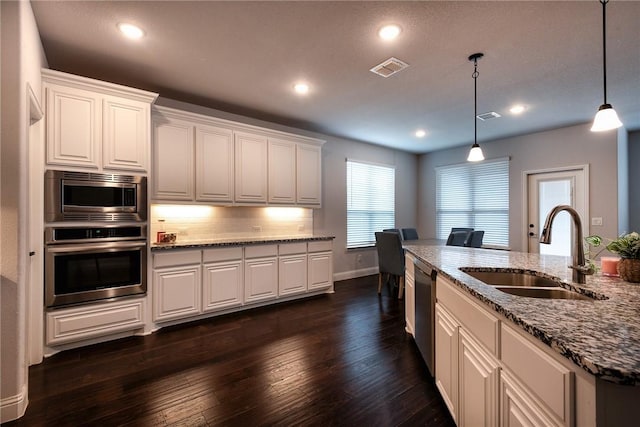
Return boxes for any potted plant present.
[585,232,640,283]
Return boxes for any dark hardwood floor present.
[7,275,455,426]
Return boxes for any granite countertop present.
[151,235,335,251]
[403,243,640,386]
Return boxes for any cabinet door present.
[405,262,415,336]
[196,125,234,203]
[102,96,150,172]
[235,132,268,203]
[308,251,333,291]
[279,254,307,296]
[268,139,296,204]
[202,260,243,312]
[244,257,278,303]
[435,303,460,423]
[152,118,195,200]
[153,266,201,322]
[296,143,322,206]
[458,329,499,427]
[45,83,100,169]
[500,370,559,427]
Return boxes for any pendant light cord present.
[473,58,479,145]
[601,0,608,104]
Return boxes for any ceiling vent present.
[476,111,501,121]
[370,57,410,78]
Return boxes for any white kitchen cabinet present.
[235,131,268,204]
[435,303,460,423]
[307,241,333,291]
[152,117,195,201]
[102,95,150,172]
[42,69,157,172]
[268,139,297,204]
[296,143,322,206]
[196,124,234,203]
[404,253,415,335]
[244,245,278,303]
[458,328,499,427]
[152,250,202,322]
[46,298,145,345]
[500,369,560,427]
[202,247,243,312]
[278,243,308,296]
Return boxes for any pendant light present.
[467,53,485,162]
[591,0,623,132]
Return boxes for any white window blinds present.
[346,160,395,249]
[436,158,509,248]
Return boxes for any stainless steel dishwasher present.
[414,259,437,376]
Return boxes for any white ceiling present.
[30,1,640,153]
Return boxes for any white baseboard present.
[334,267,378,282]
[0,383,28,423]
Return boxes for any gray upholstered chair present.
[375,231,405,299]
[446,230,471,246]
[464,230,484,248]
[401,228,419,241]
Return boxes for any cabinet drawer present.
[46,299,144,345]
[153,250,201,268]
[279,242,307,255]
[501,323,573,426]
[437,276,499,355]
[308,240,332,252]
[203,246,242,263]
[245,244,278,258]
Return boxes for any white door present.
[526,167,588,255]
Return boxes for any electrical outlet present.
[357,254,363,264]
[298,224,305,231]
[252,226,262,232]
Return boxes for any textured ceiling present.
[31,1,640,153]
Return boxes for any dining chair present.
[375,231,405,299]
[401,228,419,241]
[464,230,484,248]
[446,230,471,246]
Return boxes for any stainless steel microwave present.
[45,170,147,222]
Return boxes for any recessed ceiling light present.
[118,23,145,40]
[293,82,310,95]
[378,24,401,41]
[415,129,426,138]
[509,105,526,115]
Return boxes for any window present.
[346,159,395,249]
[436,157,509,247]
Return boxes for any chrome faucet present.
[539,205,593,284]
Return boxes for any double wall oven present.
[44,170,148,308]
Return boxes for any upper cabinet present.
[151,105,324,207]
[42,69,158,173]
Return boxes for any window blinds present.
[436,158,509,247]
[346,160,395,249]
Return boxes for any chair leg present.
[397,275,405,300]
[377,273,383,294]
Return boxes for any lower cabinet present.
[404,253,415,335]
[202,247,243,312]
[435,276,575,427]
[244,245,278,304]
[307,240,333,291]
[279,243,308,296]
[153,264,202,322]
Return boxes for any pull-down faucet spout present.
[540,205,593,284]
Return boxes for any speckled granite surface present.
[404,243,640,386]
[151,235,335,251]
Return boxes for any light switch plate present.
[591,217,603,226]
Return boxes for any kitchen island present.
[404,242,640,427]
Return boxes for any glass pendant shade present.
[591,103,623,132]
[467,143,485,162]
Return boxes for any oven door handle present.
[46,241,147,253]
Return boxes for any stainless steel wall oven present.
[45,170,147,222]
[45,225,147,308]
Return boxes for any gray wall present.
[156,98,419,279]
[418,123,620,252]
[629,130,640,233]
[1,0,47,420]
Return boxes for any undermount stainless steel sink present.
[460,268,597,300]
[461,269,562,288]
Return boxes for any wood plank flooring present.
[6,275,455,426]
